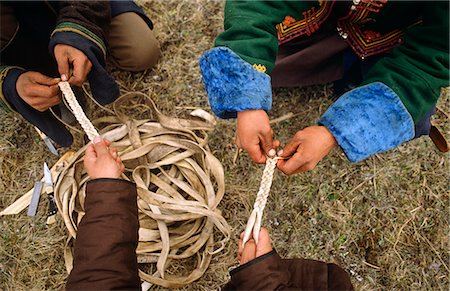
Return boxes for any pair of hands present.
[237,110,337,175]
[16,44,92,112]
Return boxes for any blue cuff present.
[199,47,272,119]
[319,82,414,162]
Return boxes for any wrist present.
[321,126,338,148]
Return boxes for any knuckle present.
[23,88,32,96]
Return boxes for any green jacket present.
[200,0,449,162]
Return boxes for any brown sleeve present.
[65,178,140,291]
[284,258,354,290]
[223,250,354,290]
[223,250,292,290]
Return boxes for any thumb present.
[240,239,257,264]
[92,137,110,157]
[55,50,70,81]
[259,130,276,158]
[278,137,301,158]
[256,228,273,256]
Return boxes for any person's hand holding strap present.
[54,44,92,86]
[277,126,337,175]
[16,71,61,112]
[236,110,279,164]
[84,137,124,179]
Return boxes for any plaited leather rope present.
[242,157,278,246]
[53,92,230,288]
[58,81,99,141]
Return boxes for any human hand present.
[236,110,279,164]
[238,227,273,265]
[277,126,337,175]
[54,44,92,86]
[84,137,124,179]
[16,71,61,112]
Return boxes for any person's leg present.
[108,12,160,72]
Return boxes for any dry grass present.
[0,1,449,290]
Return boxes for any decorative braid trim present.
[0,65,23,112]
[252,64,267,73]
[276,1,335,44]
[52,22,106,57]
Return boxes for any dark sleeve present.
[53,1,111,56]
[223,250,292,290]
[223,250,354,290]
[65,178,140,291]
[49,1,120,106]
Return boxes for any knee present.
[109,12,161,72]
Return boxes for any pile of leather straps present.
[54,92,231,288]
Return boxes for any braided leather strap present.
[242,157,278,246]
[58,81,99,141]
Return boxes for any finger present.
[116,158,124,170]
[111,152,118,159]
[247,145,266,164]
[256,228,273,256]
[25,95,61,112]
[92,137,110,157]
[119,163,125,174]
[240,239,257,265]
[55,53,70,81]
[69,59,91,86]
[277,152,307,175]
[28,83,60,99]
[32,72,60,86]
[259,131,275,157]
[104,139,112,147]
[277,138,301,158]
[84,143,97,161]
[237,238,243,259]
[273,139,281,151]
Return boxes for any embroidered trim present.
[0,65,22,112]
[341,23,404,58]
[276,1,335,44]
[51,22,106,57]
[252,64,267,73]
[337,0,421,59]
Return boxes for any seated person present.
[199,1,449,175]
[66,137,353,290]
[0,1,160,147]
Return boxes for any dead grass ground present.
[0,1,448,290]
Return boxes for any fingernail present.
[93,136,102,144]
[277,149,283,156]
[61,74,67,81]
[268,149,276,157]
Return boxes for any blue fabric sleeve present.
[319,82,415,162]
[199,47,272,119]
